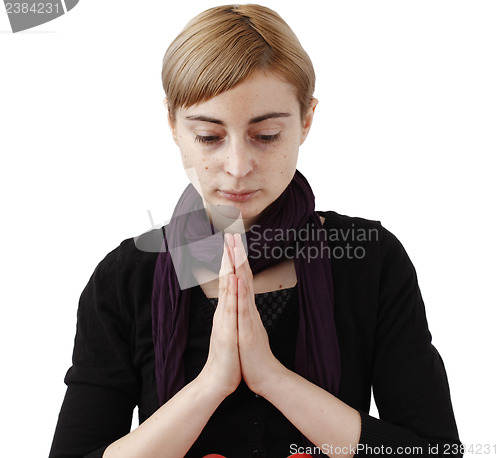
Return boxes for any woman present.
[49,4,461,458]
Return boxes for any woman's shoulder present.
[319,210,381,230]
[78,228,165,322]
[90,227,165,286]
[318,210,384,246]
[318,210,411,267]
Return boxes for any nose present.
[223,140,254,178]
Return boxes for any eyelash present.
[194,135,221,144]
[258,133,281,144]
[194,133,281,145]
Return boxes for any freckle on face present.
[174,71,306,224]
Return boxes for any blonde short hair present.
[161,4,315,121]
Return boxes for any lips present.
[217,189,260,202]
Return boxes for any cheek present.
[273,149,298,191]
[178,142,202,170]
[271,147,298,177]
[182,151,220,187]
[181,152,190,168]
[261,158,296,195]
[177,136,190,167]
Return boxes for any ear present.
[163,97,179,145]
[300,97,318,145]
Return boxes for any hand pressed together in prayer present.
[200,232,286,398]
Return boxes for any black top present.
[185,285,301,458]
[49,211,462,458]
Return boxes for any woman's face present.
[167,71,317,228]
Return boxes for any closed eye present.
[255,133,281,144]
[195,135,222,144]
[194,133,281,145]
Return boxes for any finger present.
[234,233,250,272]
[224,273,238,328]
[237,276,260,341]
[218,243,237,315]
[218,243,230,303]
[220,236,235,276]
[234,235,254,297]
[225,232,235,249]
[237,277,250,323]
[224,233,235,272]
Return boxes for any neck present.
[204,202,260,234]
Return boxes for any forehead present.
[180,71,300,122]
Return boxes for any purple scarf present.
[151,169,341,409]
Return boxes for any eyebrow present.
[185,112,291,126]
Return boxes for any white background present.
[1,1,499,456]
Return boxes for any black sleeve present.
[49,246,139,458]
[356,227,462,457]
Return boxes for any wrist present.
[251,359,290,398]
[195,366,237,402]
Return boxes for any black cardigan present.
[49,211,461,457]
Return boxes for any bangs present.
[162,5,315,119]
